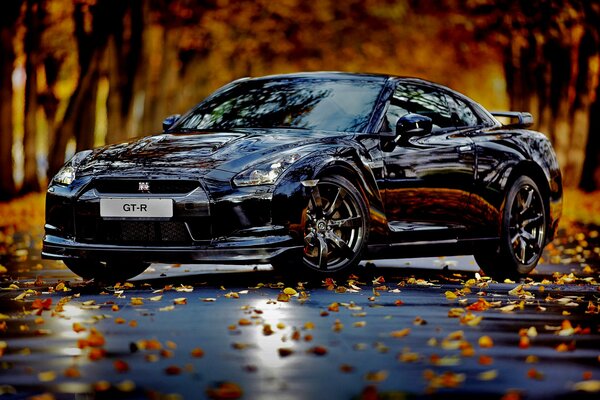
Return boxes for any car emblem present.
[138,182,150,192]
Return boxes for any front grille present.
[76,218,194,245]
[94,180,200,194]
[116,221,189,242]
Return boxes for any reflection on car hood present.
[76,129,337,177]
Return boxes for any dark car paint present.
[42,72,562,267]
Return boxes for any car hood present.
[76,129,342,178]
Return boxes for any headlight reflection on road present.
[243,299,309,369]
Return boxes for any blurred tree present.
[7,0,600,201]
[453,0,600,189]
[0,1,23,200]
[21,0,45,194]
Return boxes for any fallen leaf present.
[478,369,498,381]
[88,348,106,361]
[283,287,297,295]
[38,371,57,382]
[114,360,129,373]
[448,308,465,318]
[519,336,530,349]
[276,293,290,302]
[445,291,458,300]
[391,328,411,338]
[572,380,600,393]
[206,381,243,400]
[479,355,494,365]
[164,365,182,375]
[307,346,328,356]
[478,336,494,348]
[364,370,388,383]
[191,348,205,358]
[116,380,136,392]
[527,368,544,380]
[64,366,81,378]
[130,298,144,306]
[525,355,539,363]
[466,298,492,311]
[278,348,293,357]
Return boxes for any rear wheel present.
[274,175,368,277]
[64,259,149,283]
[475,176,546,280]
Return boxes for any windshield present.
[175,78,384,133]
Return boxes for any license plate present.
[100,198,173,218]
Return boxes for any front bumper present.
[42,233,301,264]
[43,172,311,265]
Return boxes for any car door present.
[380,82,475,241]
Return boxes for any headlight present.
[53,165,76,186]
[52,150,92,186]
[233,152,303,186]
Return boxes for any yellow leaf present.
[478,370,498,381]
[445,291,458,300]
[130,298,144,306]
[390,328,410,338]
[448,308,465,318]
[364,370,388,383]
[478,336,494,348]
[283,287,297,295]
[572,380,600,393]
[38,371,57,382]
[277,293,290,302]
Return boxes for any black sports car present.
[43,72,562,281]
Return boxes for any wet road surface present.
[0,232,599,399]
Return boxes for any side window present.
[382,84,454,133]
[446,95,481,127]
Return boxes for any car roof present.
[245,71,391,83]
[242,71,458,93]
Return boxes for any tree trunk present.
[21,0,43,194]
[0,3,22,200]
[580,58,600,192]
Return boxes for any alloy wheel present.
[507,183,545,265]
[303,178,366,271]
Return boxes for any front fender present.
[271,146,387,245]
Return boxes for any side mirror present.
[162,114,181,131]
[395,113,432,142]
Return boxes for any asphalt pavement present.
[0,233,599,400]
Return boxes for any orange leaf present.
[206,381,243,400]
[466,298,492,311]
[191,348,205,358]
[114,360,129,373]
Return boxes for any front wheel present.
[475,176,547,280]
[274,175,369,277]
[64,259,150,283]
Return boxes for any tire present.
[64,259,150,282]
[475,176,547,280]
[273,175,369,278]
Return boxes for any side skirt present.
[365,237,499,259]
